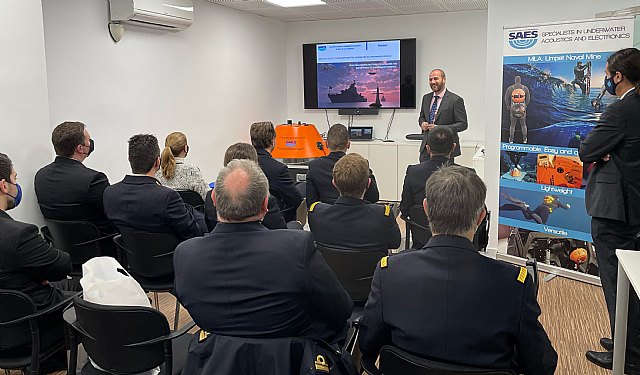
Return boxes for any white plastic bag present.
[80,257,158,374]
[80,257,151,307]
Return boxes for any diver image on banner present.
[504,228,598,275]
[500,151,537,183]
[500,55,617,147]
[536,154,583,189]
[498,187,591,241]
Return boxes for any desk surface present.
[617,250,640,292]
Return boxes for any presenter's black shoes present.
[585,350,640,374]
[600,337,614,351]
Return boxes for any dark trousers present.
[592,217,640,361]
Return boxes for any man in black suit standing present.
[103,134,203,241]
[174,159,352,344]
[359,166,557,374]
[35,122,117,252]
[0,153,79,372]
[251,121,303,222]
[308,153,400,251]
[306,123,379,206]
[418,69,468,162]
[580,48,640,373]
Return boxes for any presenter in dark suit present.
[104,134,203,241]
[174,159,352,344]
[203,142,287,231]
[306,123,379,206]
[251,121,303,222]
[308,153,399,251]
[579,48,640,372]
[359,166,557,375]
[418,69,468,162]
[34,122,117,249]
[0,153,79,372]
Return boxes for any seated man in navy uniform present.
[308,153,400,251]
[104,134,203,241]
[306,123,379,206]
[399,126,456,219]
[359,166,557,374]
[204,142,287,231]
[174,159,352,344]
[251,121,303,222]
[0,153,80,372]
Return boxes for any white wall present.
[42,0,288,185]
[0,1,52,224]
[285,11,487,145]
[484,0,640,252]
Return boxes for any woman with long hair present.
[155,131,208,199]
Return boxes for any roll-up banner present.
[498,17,634,282]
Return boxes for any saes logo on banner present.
[508,29,539,50]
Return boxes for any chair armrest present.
[361,357,382,375]
[124,320,196,347]
[73,232,117,247]
[0,292,80,327]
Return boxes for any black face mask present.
[88,139,95,156]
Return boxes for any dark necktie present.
[428,95,440,124]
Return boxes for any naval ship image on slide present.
[328,81,367,103]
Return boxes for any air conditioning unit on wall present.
[109,0,194,30]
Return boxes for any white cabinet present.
[346,140,482,202]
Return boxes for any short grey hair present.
[214,159,269,221]
[425,165,485,235]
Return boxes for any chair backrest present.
[177,190,205,210]
[316,243,387,304]
[379,346,516,375]
[72,296,171,374]
[116,231,179,278]
[0,290,37,350]
[408,205,432,249]
[44,219,102,267]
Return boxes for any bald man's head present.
[214,159,269,222]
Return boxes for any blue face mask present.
[604,73,619,96]
[6,182,22,209]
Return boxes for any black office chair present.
[64,296,195,375]
[177,190,205,212]
[0,290,76,375]
[315,243,386,363]
[402,205,432,250]
[361,345,516,375]
[472,210,491,252]
[315,243,387,305]
[45,219,115,275]
[113,232,181,330]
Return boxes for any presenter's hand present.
[426,123,437,131]
[420,122,429,131]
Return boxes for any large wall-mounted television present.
[303,38,417,110]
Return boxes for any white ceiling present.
[205,0,488,22]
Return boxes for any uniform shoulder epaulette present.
[308,201,321,212]
[517,266,527,283]
[383,204,392,217]
[380,256,389,269]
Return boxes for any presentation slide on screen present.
[316,40,400,108]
